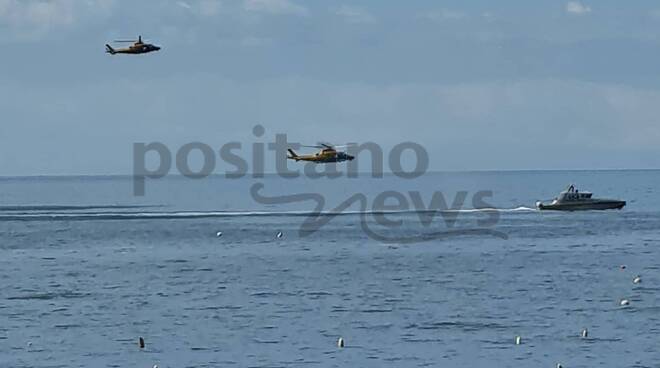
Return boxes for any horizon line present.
[1,167,659,179]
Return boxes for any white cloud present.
[0,0,115,40]
[481,12,495,21]
[419,9,466,22]
[0,0,75,27]
[649,9,660,20]
[175,0,222,17]
[566,2,591,15]
[244,0,308,16]
[199,0,222,16]
[3,72,660,173]
[176,1,192,10]
[335,5,375,24]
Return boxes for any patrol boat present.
[536,184,625,211]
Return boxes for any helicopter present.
[287,143,355,163]
[105,36,160,55]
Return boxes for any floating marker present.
[581,328,588,338]
[515,336,521,345]
[620,299,630,306]
[620,265,626,270]
[216,231,223,237]
[138,336,145,349]
[337,337,344,348]
[556,364,563,368]
[633,275,641,284]
[153,365,159,368]
[276,231,283,239]
[27,341,32,348]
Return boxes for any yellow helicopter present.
[287,143,355,163]
[105,36,160,55]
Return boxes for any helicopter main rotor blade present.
[318,142,342,149]
[114,39,150,42]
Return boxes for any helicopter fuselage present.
[287,149,354,163]
[106,43,160,55]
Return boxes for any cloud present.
[0,0,75,27]
[481,12,495,21]
[566,2,591,15]
[2,73,660,174]
[176,1,192,10]
[199,0,222,16]
[0,0,115,40]
[419,9,467,22]
[244,0,308,16]
[649,9,660,20]
[175,0,222,17]
[335,5,375,24]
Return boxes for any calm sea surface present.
[1,171,659,367]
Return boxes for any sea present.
[1,170,659,368]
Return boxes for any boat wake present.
[0,205,538,221]
[0,204,162,212]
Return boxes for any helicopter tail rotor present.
[287,149,300,160]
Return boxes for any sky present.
[2,0,660,175]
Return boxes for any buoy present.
[515,336,521,345]
[337,337,344,348]
[581,328,588,338]
[620,265,626,270]
[620,299,630,306]
[276,231,283,239]
[138,336,145,349]
[633,275,641,284]
[556,364,563,368]
[153,365,159,368]
[216,231,223,237]
[27,341,32,347]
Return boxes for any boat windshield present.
[559,187,593,201]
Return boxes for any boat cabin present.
[558,184,592,201]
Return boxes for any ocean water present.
[1,171,659,367]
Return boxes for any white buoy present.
[633,275,641,284]
[216,231,223,237]
[556,364,563,368]
[27,341,32,347]
[153,365,159,368]
[337,337,344,348]
[515,336,521,345]
[620,265,626,270]
[276,231,283,239]
[581,328,588,338]
[620,299,630,306]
